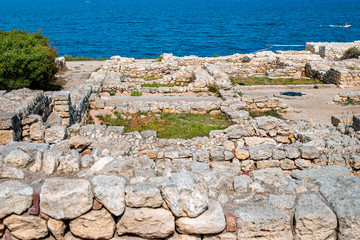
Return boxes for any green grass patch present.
[95,112,231,139]
[131,91,142,96]
[230,77,322,86]
[208,84,221,97]
[249,109,283,119]
[64,55,108,61]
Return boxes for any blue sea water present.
[0,0,359,58]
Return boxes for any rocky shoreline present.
[0,40,360,240]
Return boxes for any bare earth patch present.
[241,86,360,125]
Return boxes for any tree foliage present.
[0,30,58,90]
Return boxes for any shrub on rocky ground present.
[342,47,360,59]
[0,30,58,90]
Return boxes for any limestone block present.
[4,215,48,240]
[298,146,320,159]
[248,146,272,160]
[125,182,163,208]
[255,116,279,131]
[52,91,70,101]
[0,181,33,218]
[161,170,209,218]
[234,148,249,160]
[40,178,93,220]
[4,149,32,168]
[48,218,66,240]
[30,122,44,141]
[117,207,175,238]
[244,137,276,147]
[42,150,58,175]
[69,208,115,240]
[45,126,67,144]
[56,155,80,174]
[294,194,337,240]
[69,135,92,152]
[92,175,126,216]
[235,204,293,239]
[0,162,25,179]
[176,200,226,235]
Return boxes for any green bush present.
[342,47,360,59]
[131,91,142,96]
[0,30,58,90]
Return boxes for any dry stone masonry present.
[0,40,360,239]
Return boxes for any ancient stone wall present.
[306,41,360,60]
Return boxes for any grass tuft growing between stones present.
[131,91,142,96]
[95,112,231,139]
[230,77,322,86]
[249,109,283,119]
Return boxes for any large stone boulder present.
[4,149,32,168]
[40,178,93,220]
[47,218,66,240]
[161,170,208,218]
[92,175,126,216]
[69,208,116,240]
[117,207,175,238]
[235,204,293,239]
[176,200,226,235]
[3,215,48,240]
[0,162,25,179]
[294,194,337,240]
[316,175,360,239]
[125,182,163,208]
[0,181,33,218]
[69,136,92,152]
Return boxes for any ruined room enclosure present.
[0,42,360,240]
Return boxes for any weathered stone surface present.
[176,200,226,235]
[234,148,249,160]
[244,137,276,146]
[47,218,66,240]
[235,204,293,239]
[56,155,79,174]
[70,208,116,240]
[90,156,114,172]
[29,150,43,173]
[167,232,201,240]
[0,162,25,179]
[0,181,33,218]
[4,215,48,240]
[92,175,126,216]
[69,136,92,152]
[117,207,175,238]
[42,150,58,175]
[203,233,237,240]
[45,126,67,144]
[294,194,337,240]
[29,122,44,141]
[248,146,272,160]
[298,146,320,160]
[210,151,225,161]
[316,175,360,239]
[64,232,81,240]
[291,165,351,181]
[161,170,208,217]
[4,150,32,168]
[285,146,300,159]
[233,175,252,193]
[40,178,93,220]
[125,182,163,208]
[256,116,279,131]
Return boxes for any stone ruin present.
[0,41,360,240]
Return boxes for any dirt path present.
[56,61,105,91]
[241,86,360,125]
